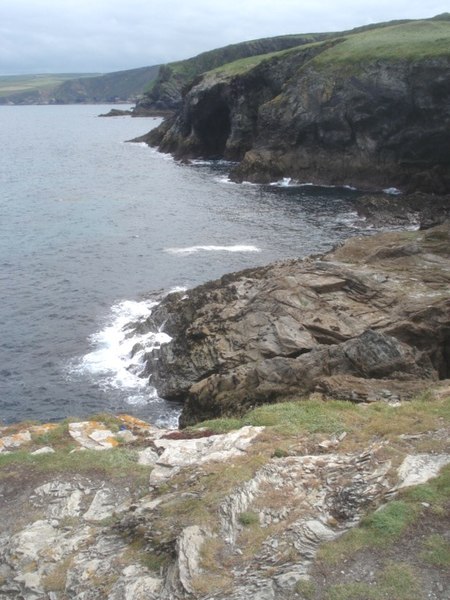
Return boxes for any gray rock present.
[397,453,450,488]
[136,224,449,426]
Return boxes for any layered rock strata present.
[139,224,450,426]
[1,413,449,599]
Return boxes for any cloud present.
[0,0,448,75]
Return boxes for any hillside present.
[133,33,337,114]
[0,73,99,104]
[0,66,160,105]
[144,16,450,194]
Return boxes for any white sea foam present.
[383,187,402,195]
[165,244,261,255]
[73,298,171,394]
[215,175,236,184]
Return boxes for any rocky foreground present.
[141,222,450,428]
[1,223,449,599]
[1,399,449,599]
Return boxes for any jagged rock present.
[68,421,122,450]
[83,488,131,522]
[150,426,264,483]
[137,447,160,466]
[176,526,211,594]
[139,224,450,426]
[0,429,31,451]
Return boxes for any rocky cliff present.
[138,223,450,427]
[144,18,450,194]
[132,33,336,115]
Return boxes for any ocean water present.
[1,104,373,427]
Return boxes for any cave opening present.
[195,102,231,158]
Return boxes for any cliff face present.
[145,19,450,193]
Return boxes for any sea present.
[0,104,385,428]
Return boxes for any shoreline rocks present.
[138,223,450,426]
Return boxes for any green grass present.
[421,534,450,567]
[205,49,289,77]
[318,464,450,566]
[313,20,450,68]
[0,447,150,489]
[238,511,259,526]
[325,563,422,600]
[362,500,418,538]
[192,393,450,445]
[0,73,98,97]
[192,398,352,435]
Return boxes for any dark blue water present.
[0,104,371,426]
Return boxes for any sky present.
[0,0,449,76]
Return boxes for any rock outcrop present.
[139,223,450,426]
[144,18,450,194]
[1,410,449,599]
[132,33,335,115]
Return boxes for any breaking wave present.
[165,245,261,255]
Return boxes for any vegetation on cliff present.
[144,15,450,193]
[1,387,449,598]
[133,33,336,114]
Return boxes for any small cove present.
[1,104,383,425]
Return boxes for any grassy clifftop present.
[313,19,450,67]
[205,18,450,80]
[135,33,335,112]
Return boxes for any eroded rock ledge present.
[141,223,450,427]
[1,409,449,599]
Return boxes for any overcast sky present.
[0,0,448,75]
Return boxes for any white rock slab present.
[83,488,130,522]
[397,453,450,488]
[0,430,31,451]
[124,575,162,600]
[150,426,264,483]
[31,446,55,455]
[137,447,159,466]
[68,422,119,450]
[177,526,210,594]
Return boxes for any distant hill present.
[0,66,160,105]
